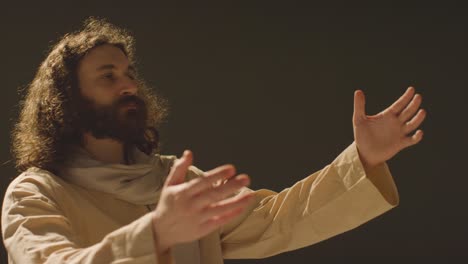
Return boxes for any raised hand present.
[151,150,255,253]
[353,87,427,170]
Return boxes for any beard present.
[76,94,148,144]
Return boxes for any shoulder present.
[3,167,70,205]
[154,154,177,169]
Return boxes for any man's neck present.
[82,132,125,164]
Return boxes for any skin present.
[353,87,426,171]
[76,44,427,255]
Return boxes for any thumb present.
[165,150,193,187]
[353,90,366,124]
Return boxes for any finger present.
[353,90,366,124]
[192,174,250,210]
[403,109,427,134]
[401,129,424,149]
[388,86,415,115]
[399,93,422,122]
[164,150,193,187]
[185,165,237,196]
[199,192,255,223]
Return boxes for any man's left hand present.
[353,86,427,170]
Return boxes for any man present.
[2,18,426,263]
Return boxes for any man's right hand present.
[151,150,255,253]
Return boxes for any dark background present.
[1,2,466,263]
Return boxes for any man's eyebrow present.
[96,64,136,72]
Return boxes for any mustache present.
[115,95,145,108]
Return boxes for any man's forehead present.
[80,44,131,71]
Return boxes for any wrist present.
[151,211,172,254]
[355,146,379,172]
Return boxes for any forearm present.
[4,213,159,263]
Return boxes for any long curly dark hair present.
[12,17,169,173]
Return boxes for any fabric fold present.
[57,146,176,205]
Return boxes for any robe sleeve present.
[220,141,400,259]
[1,171,174,264]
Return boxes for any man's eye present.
[103,73,115,80]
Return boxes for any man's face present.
[76,44,147,142]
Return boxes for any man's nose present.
[120,76,137,96]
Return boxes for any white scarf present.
[58,146,175,205]
[57,145,201,263]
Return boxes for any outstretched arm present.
[220,87,426,259]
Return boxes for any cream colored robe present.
[1,142,399,263]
